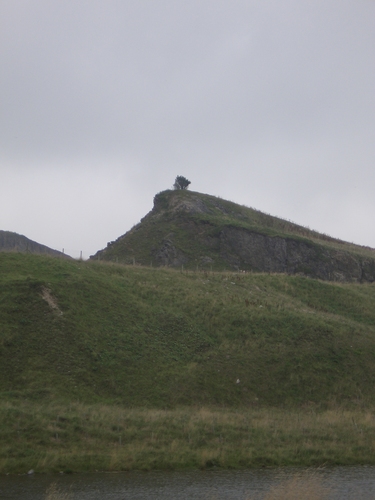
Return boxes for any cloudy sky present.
[1,0,374,258]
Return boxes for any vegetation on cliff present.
[91,190,375,282]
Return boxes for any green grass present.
[2,252,375,407]
[2,252,375,472]
[2,401,375,474]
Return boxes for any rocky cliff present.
[91,190,375,282]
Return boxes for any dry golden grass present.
[2,400,375,473]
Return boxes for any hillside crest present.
[91,190,375,282]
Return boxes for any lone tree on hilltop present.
[173,175,191,190]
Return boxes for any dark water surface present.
[1,466,375,499]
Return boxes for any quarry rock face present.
[91,190,375,282]
[153,233,188,267]
[218,226,371,281]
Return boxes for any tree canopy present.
[173,175,191,190]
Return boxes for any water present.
[1,466,375,499]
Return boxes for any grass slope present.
[2,403,375,473]
[2,252,375,473]
[1,252,375,407]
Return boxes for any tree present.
[173,175,191,190]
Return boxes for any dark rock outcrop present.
[219,226,374,281]
[153,233,188,267]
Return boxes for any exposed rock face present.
[153,233,188,267]
[153,191,210,216]
[91,190,375,282]
[0,231,69,258]
[219,227,374,281]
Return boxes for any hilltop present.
[0,230,69,258]
[91,190,375,282]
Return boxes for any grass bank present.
[2,400,375,474]
[2,253,375,408]
[2,253,375,474]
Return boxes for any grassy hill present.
[2,252,375,408]
[0,230,69,258]
[2,252,375,472]
[91,190,375,282]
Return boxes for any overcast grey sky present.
[1,0,374,258]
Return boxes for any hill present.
[90,190,375,282]
[0,230,69,258]
[2,252,375,472]
[2,252,375,408]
